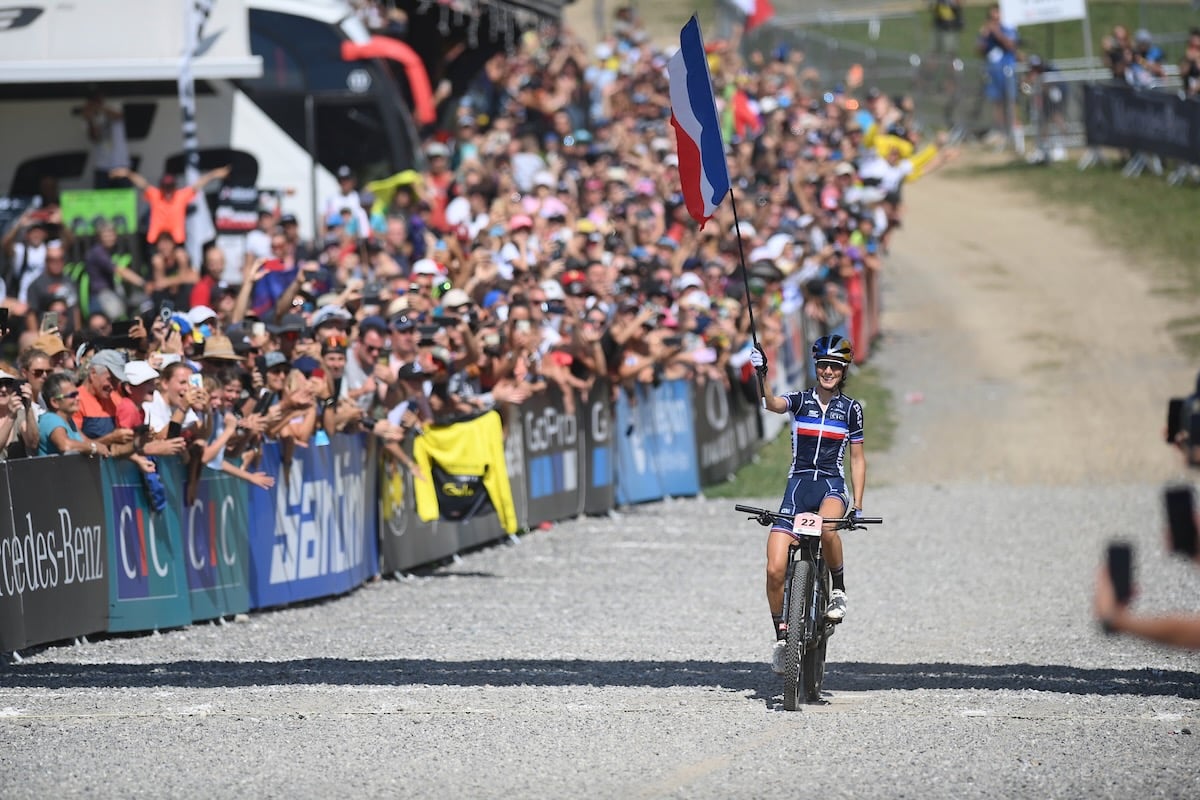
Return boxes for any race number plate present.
[793,512,823,538]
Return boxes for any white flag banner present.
[1000,0,1087,27]
[179,0,217,267]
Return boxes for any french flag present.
[668,16,730,229]
[731,0,775,31]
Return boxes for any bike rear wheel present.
[783,559,814,711]
[803,568,830,702]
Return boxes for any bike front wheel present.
[783,559,814,711]
[803,568,830,702]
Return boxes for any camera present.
[662,335,684,349]
[1167,373,1200,466]
[541,300,567,316]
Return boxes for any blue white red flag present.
[668,16,730,229]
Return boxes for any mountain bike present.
[736,504,883,710]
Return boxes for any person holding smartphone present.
[1094,485,1200,650]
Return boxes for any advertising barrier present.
[1084,83,1200,164]
[102,458,193,633]
[378,460,462,573]
[615,380,700,504]
[522,386,585,524]
[694,377,761,487]
[581,381,615,515]
[247,435,376,609]
[4,375,775,652]
[0,457,108,651]
[159,460,252,622]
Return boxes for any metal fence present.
[724,0,1196,153]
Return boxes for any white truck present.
[0,0,421,240]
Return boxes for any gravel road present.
[3,165,1199,798]
[1,484,1198,799]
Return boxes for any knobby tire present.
[803,567,830,702]
[783,559,814,711]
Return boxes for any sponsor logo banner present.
[247,436,374,609]
[0,458,108,651]
[101,458,191,633]
[159,459,251,622]
[615,383,664,505]
[522,385,584,524]
[582,380,615,515]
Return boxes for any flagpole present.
[728,192,766,403]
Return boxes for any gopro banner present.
[248,436,374,608]
[581,381,615,514]
[101,458,192,633]
[522,386,585,525]
[158,460,252,622]
[0,457,108,652]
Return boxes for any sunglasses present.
[29,368,51,378]
[324,334,349,348]
[816,362,845,373]
[54,390,80,400]
[363,344,382,355]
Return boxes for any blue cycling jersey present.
[783,389,864,480]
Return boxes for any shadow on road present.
[2,659,1196,699]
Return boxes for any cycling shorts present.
[772,476,848,535]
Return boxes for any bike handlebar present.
[734,504,883,528]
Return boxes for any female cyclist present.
[749,335,866,674]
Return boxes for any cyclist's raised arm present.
[760,381,789,414]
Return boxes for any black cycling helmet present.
[812,334,854,366]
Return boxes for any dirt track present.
[871,161,1195,487]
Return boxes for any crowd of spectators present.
[0,8,950,490]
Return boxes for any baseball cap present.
[391,313,416,332]
[124,360,159,387]
[336,165,353,179]
[508,214,534,232]
[440,288,471,309]
[540,280,566,301]
[291,355,322,378]
[395,361,426,381]
[90,349,127,383]
[264,351,290,370]
[186,305,218,327]
[359,314,389,335]
[412,258,442,276]
[835,162,856,177]
[425,141,451,158]
[280,213,299,226]
[311,305,353,328]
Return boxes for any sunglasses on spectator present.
[54,391,80,400]
[324,334,349,348]
[362,344,382,355]
[29,368,51,377]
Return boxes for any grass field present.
[794,1,1199,62]
[963,159,1200,355]
[705,362,897,498]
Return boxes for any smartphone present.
[1107,542,1134,606]
[188,373,204,389]
[159,301,175,325]
[40,311,59,334]
[0,308,9,331]
[167,420,183,439]
[1165,485,1199,557]
[662,335,684,348]
[1166,398,1185,442]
